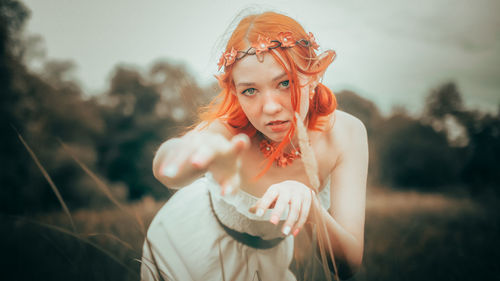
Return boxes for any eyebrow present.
[235,72,288,87]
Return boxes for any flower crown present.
[217,31,319,71]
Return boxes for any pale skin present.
[152,52,368,277]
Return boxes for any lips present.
[266,120,290,133]
[266,120,288,125]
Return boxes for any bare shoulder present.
[328,110,367,136]
[326,110,368,147]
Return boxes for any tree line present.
[1,0,499,214]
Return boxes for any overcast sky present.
[22,0,500,114]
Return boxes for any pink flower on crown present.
[278,32,295,48]
[224,47,237,66]
[253,35,273,54]
[307,32,319,50]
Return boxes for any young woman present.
[141,11,368,281]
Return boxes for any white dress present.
[141,173,331,281]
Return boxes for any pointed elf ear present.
[309,50,336,80]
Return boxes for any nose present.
[262,91,283,115]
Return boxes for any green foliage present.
[459,110,500,189]
[377,113,460,188]
[336,90,383,134]
[424,82,464,118]
[96,61,211,200]
[337,84,500,192]
[0,0,110,213]
[422,83,500,192]
[1,0,498,215]
[0,0,209,213]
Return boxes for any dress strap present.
[208,191,285,249]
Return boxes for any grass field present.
[356,187,499,281]
[1,187,498,281]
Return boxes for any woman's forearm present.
[311,197,363,277]
[152,137,207,189]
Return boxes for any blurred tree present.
[335,90,383,134]
[150,61,203,121]
[96,60,216,200]
[0,0,25,210]
[377,112,460,188]
[1,0,216,212]
[458,109,500,191]
[98,66,161,200]
[0,0,120,214]
[423,83,500,193]
[425,82,464,118]
[423,82,469,147]
[2,0,496,215]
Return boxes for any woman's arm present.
[152,120,250,189]
[313,112,368,278]
[249,111,368,278]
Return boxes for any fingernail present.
[256,208,264,217]
[270,215,279,225]
[283,226,291,236]
[163,165,178,177]
[292,228,300,237]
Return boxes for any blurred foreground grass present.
[1,188,498,281]
[356,187,499,281]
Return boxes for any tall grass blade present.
[294,113,339,281]
[39,232,78,268]
[58,139,146,235]
[14,128,76,232]
[85,232,138,254]
[58,139,168,280]
[136,258,161,281]
[9,216,139,279]
[294,112,319,191]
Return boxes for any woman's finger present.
[228,133,250,155]
[251,186,279,216]
[270,192,290,226]
[292,189,313,236]
[282,196,301,236]
[190,132,235,168]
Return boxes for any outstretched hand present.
[158,132,250,194]
[249,180,316,237]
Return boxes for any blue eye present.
[279,80,290,89]
[242,88,256,96]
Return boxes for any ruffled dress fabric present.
[141,174,331,281]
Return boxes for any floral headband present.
[217,31,319,71]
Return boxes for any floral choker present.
[218,31,319,71]
[259,138,301,167]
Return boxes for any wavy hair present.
[199,11,337,175]
[199,11,341,280]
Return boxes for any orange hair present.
[199,11,337,175]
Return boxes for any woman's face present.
[231,52,311,142]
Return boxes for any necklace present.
[259,138,301,167]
